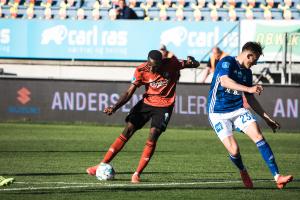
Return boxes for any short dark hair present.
[242,42,263,56]
[148,50,162,61]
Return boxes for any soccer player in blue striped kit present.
[207,42,293,189]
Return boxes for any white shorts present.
[208,108,256,141]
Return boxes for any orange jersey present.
[131,56,185,107]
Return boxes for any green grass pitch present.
[0,123,299,199]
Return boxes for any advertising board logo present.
[160,26,188,47]
[7,87,40,114]
[17,87,31,105]
[0,28,10,44]
[41,25,68,45]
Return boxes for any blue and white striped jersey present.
[207,56,253,113]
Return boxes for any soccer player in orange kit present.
[87,49,199,183]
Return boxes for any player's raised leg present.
[222,135,253,189]
[244,121,293,189]
[131,127,161,183]
[86,123,135,176]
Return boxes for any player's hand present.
[266,119,281,133]
[187,56,200,68]
[248,85,263,95]
[104,107,115,116]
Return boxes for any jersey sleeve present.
[218,59,231,77]
[131,68,143,87]
[169,56,185,71]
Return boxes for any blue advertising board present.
[0,19,239,61]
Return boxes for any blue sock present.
[229,153,245,171]
[256,139,279,176]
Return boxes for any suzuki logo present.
[17,87,31,105]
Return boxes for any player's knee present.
[228,145,240,156]
[122,123,137,139]
[148,128,162,141]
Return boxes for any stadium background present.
[0,0,299,129]
[0,0,300,198]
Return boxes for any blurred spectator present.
[172,0,185,9]
[266,0,274,8]
[141,0,154,8]
[224,4,237,21]
[44,7,52,20]
[9,5,17,18]
[175,8,184,21]
[0,6,2,18]
[242,4,254,20]
[159,44,174,59]
[159,8,168,20]
[92,8,100,20]
[199,47,228,83]
[59,7,67,20]
[163,0,172,8]
[283,0,292,8]
[109,8,117,20]
[228,0,236,7]
[283,9,292,20]
[116,0,138,19]
[67,0,75,7]
[193,8,201,21]
[0,0,7,6]
[26,5,34,19]
[260,4,272,20]
[111,0,118,7]
[215,0,223,8]
[128,0,136,8]
[208,3,219,21]
[247,0,256,7]
[210,8,218,21]
[77,8,85,20]
[24,0,35,7]
[196,0,205,8]
[278,0,292,10]
[140,0,153,20]
[101,0,111,8]
[228,7,237,21]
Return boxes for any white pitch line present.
[0,180,274,192]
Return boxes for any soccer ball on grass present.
[96,163,115,181]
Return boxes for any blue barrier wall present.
[0,19,239,61]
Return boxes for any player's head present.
[148,50,163,73]
[212,47,222,60]
[240,42,263,68]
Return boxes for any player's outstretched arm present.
[104,84,137,116]
[245,93,281,133]
[220,75,263,95]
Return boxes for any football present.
[95,163,115,181]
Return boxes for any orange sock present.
[101,134,128,163]
[136,140,156,174]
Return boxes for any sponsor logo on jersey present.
[222,62,230,69]
[150,79,169,89]
[214,122,223,133]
